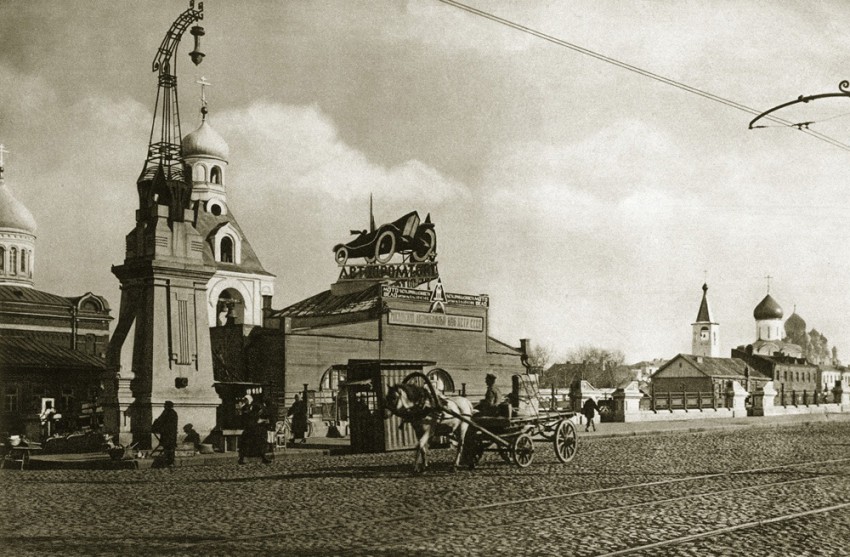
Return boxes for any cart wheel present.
[554,419,577,463]
[511,433,534,468]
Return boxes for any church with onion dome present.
[182,102,275,328]
[0,149,112,438]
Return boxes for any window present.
[5,385,19,413]
[20,250,26,273]
[210,166,222,184]
[0,246,4,271]
[193,164,206,182]
[220,236,234,263]
[61,387,74,413]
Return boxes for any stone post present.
[726,381,748,417]
[832,380,850,411]
[750,381,777,417]
[612,381,642,422]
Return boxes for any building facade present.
[0,159,112,438]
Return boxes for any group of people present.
[150,401,204,467]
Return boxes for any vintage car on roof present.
[333,211,436,265]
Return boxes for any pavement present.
[21,411,850,470]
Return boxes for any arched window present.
[20,250,26,273]
[220,236,233,263]
[193,164,207,182]
[10,248,16,275]
[210,166,222,184]
[0,246,4,272]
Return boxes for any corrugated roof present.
[270,283,382,318]
[678,354,770,380]
[0,285,76,307]
[0,337,106,370]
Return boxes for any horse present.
[384,382,474,474]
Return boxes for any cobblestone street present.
[3,422,850,556]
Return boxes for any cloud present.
[215,101,469,204]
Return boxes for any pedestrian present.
[152,401,178,466]
[238,395,271,464]
[582,397,600,433]
[287,394,309,444]
[476,373,502,416]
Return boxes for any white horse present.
[384,382,474,474]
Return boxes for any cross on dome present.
[196,76,212,119]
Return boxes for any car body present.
[333,211,436,265]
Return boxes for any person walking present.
[582,397,600,433]
[287,394,309,445]
[152,401,178,466]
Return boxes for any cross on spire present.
[196,76,211,119]
[765,274,773,294]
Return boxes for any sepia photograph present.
[1,1,849,555]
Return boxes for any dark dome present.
[784,311,806,333]
[753,294,783,320]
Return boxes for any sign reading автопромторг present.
[388,310,483,332]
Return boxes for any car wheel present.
[375,230,396,263]
[334,246,349,266]
[412,228,436,262]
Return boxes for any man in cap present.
[477,373,502,416]
[152,401,178,467]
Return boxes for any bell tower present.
[691,283,719,357]
[103,1,220,448]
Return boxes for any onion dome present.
[784,309,806,334]
[753,294,783,320]
[0,179,37,234]
[182,120,229,161]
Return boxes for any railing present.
[650,390,723,411]
[776,387,830,407]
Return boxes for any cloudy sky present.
[2,1,849,363]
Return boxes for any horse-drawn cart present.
[460,409,578,469]
[387,372,578,472]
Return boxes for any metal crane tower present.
[137,1,205,223]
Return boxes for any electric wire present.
[435,0,850,152]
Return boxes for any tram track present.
[334,467,850,556]
[184,455,850,552]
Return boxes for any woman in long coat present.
[287,394,309,444]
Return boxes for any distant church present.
[0,152,112,438]
[654,282,825,396]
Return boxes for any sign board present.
[388,309,484,332]
[381,285,489,307]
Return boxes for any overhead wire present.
[435,0,850,153]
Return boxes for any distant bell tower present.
[102,1,219,448]
[692,283,719,357]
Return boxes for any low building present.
[732,348,820,398]
[265,278,525,413]
[0,161,112,437]
[650,354,769,396]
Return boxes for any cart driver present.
[477,373,502,416]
